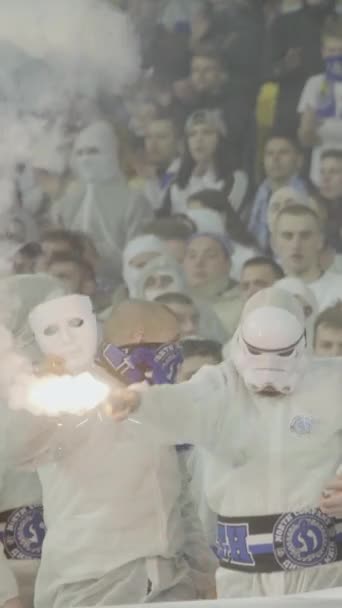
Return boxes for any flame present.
[28,372,110,416]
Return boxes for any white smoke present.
[0,0,140,179]
[0,0,140,101]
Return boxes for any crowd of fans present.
[3,1,342,606]
[4,0,342,362]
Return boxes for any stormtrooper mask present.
[29,294,98,374]
[231,288,308,395]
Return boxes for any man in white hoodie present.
[52,121,153,289]
[109,287,342,598]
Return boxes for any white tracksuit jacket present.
[133,357,342,598]
[5,401,215,608]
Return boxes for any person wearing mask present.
[135,255,188,302]
[298,14,342,184]
[271,203,342,309]
[51,120,153,290]
[314,301,342,356]
[240,256,284,302]
[119,234,171,302]
[108,286,342,598]
[162,110,247,217]
[248,133,308,252]
[136,254,228,344]
[7,296,216,607]
[183,232,242,337]
[0,274,66,608]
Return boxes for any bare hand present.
[35,356,68,377]
[320,475,342,518]
[104,388,141,421]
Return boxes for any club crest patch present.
[273,511,337,571]
[2,505,46,559]
[290,415,314,436]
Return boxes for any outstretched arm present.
[109,364,228,447]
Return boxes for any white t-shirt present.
[308,270,342,311]
[298,74,342,185]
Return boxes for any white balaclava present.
[275,277,318,350]
[136,254,188,302]
[122,235,169,297]
[230,287,308,395]
[73,120,121,184]
[186,207,226,236]
[29,294,98,374]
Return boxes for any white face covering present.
[74,121,121,183]
[231,289,308,395]
[29,294,98,374]
[122,235,169,297]
[143,274,179,302]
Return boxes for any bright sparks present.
[28,372,110,416]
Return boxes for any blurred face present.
[272,213,323,275]
[240,264,279,302]
[48,261,83,294]
[191,56,223,94]
[315,324,342,357]
[188,124,219,166]
[177,354,218,382]
[129,251,160,269]
[322,36,342,59]
[165,301,200,337]
[184,236,230,287]
[145,120,178,167]
[132,102,158,136]
[319,157,342,200]
[13,252,36,275]
[39,240,73,270]
[264,139,301,183]
[165,239,187,264]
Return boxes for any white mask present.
[29,294,98,374]
[231,306,308,395]
[74,121,120,184]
